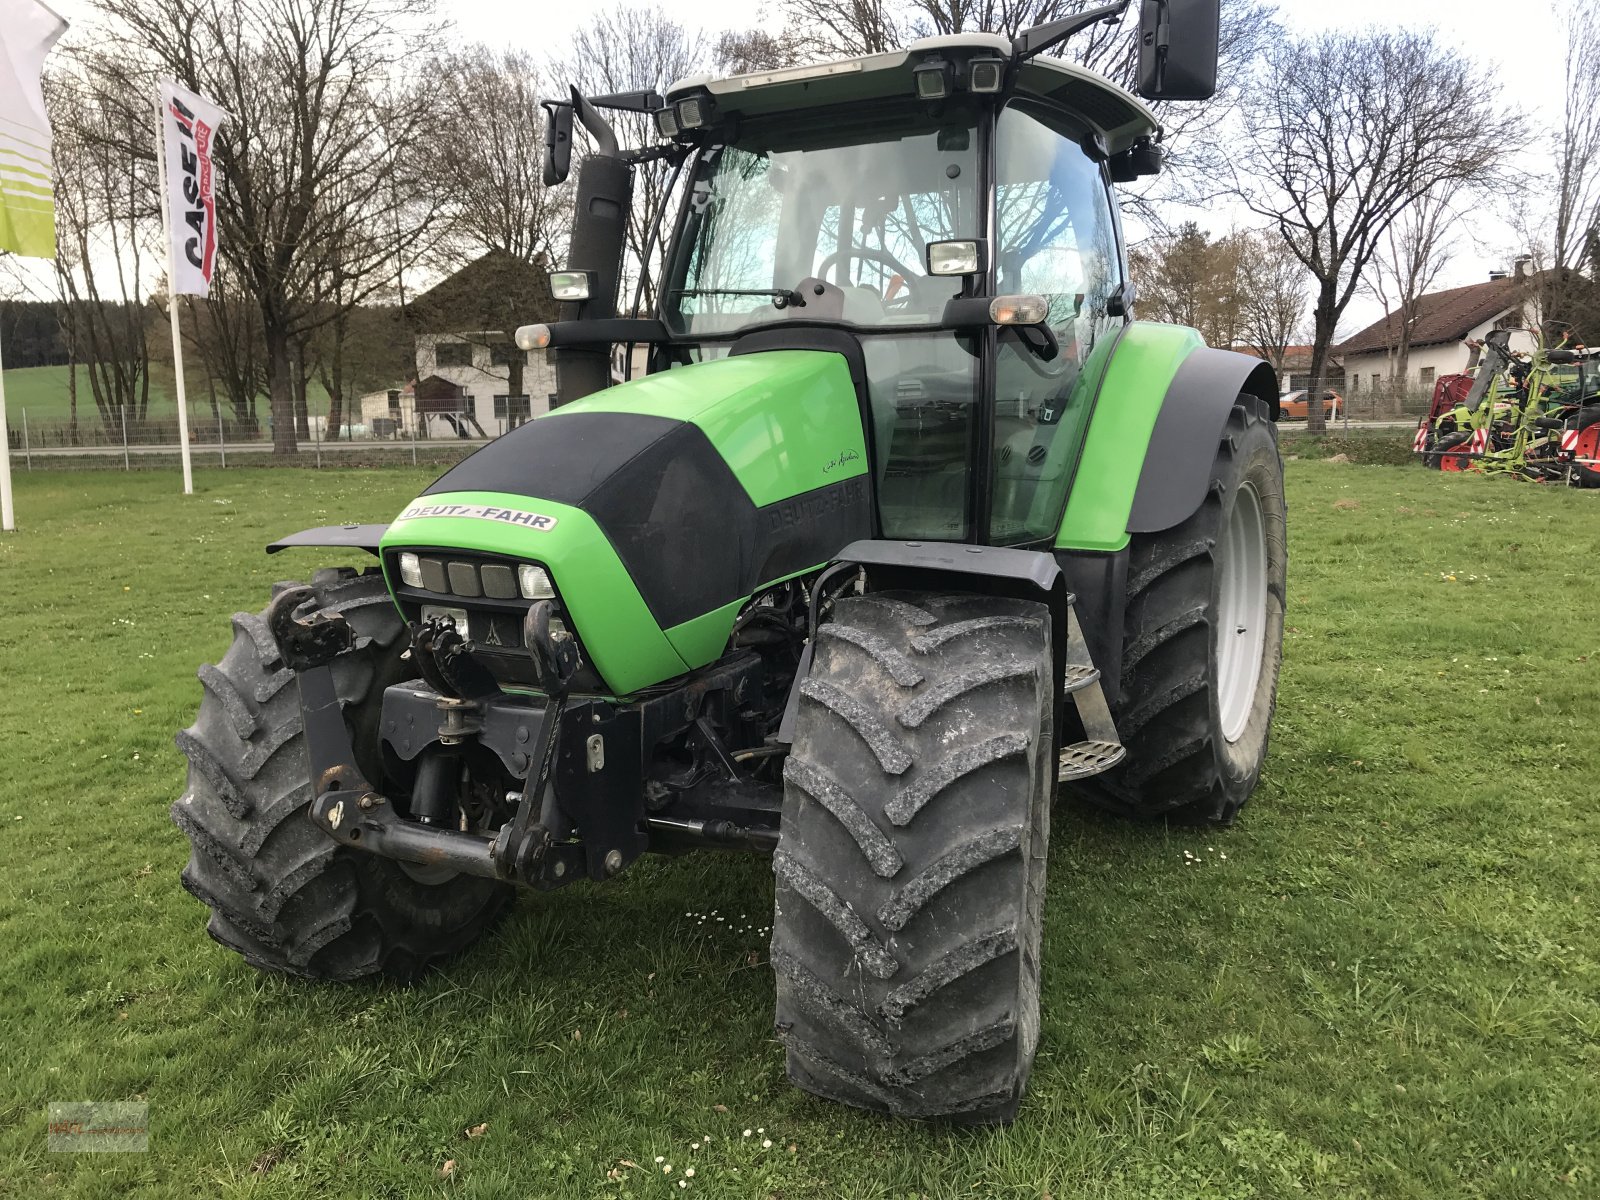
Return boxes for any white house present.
[1337,273,1542,401]
[412,332,557,437]
[400,250,561,438]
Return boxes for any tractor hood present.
[380,349,871,694]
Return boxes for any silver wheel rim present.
[1217,481,1268,744]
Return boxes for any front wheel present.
[171,570,511,983]
[1076,396,1287,825]
[771,591,1055,1123]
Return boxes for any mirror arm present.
[1013,0,1130,60]
[571,87,621,159]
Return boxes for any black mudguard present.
[266,524,388,556]
[1128,347,1279,534]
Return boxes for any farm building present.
[371,250,562,437]
[1337,271,1545,400]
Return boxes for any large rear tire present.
[1076,396,1286,825]
[171,570,512,983]
[1429,429,1476,473]
[1569,406,1600,488]
[771,591,1054,1123]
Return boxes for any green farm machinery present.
[1415,327,1600,485]
[173,0,1287,1122]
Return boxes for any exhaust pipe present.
[554,89,632,407]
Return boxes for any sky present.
[27,0,1575,337]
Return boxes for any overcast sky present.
[32,0,1573,336]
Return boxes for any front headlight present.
[398,552,423,588]
[518,563,555,600]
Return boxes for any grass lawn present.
[0,461,1597,1198]
[1,364,333,427]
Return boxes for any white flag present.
[0,0,69,258]
[158,80,227,297]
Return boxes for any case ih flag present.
[159,80,226,296]
[0,0,68,258]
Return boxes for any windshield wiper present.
[671,287,806,309]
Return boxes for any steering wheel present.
[816,246,921,305]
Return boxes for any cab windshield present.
[664,102,980,337]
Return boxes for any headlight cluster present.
[397,552,554,601]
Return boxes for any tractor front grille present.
[385,549,602,693]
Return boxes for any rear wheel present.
[1569,407,1600,488]
[171,570,511,983]
[1076,397,1286,825]
[1431,429,1476,473]
[772,591,1054,1123]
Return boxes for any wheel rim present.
[1217,481,1268,744]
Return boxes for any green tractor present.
[173,0,1285,1123]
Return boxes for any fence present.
[1,404,525,471]
[5,390,1429,473]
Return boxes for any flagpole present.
[154,89,194,496]
[0,334,14,531]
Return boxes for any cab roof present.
[664,33,1159,157]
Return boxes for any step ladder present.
[1057,604,1126,782]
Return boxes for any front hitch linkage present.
[267,588,586,889]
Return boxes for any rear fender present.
[1057,330,1278,552]
[1127,348,1279,534]
[1052,333,1277,699]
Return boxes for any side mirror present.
[542,102,574,186]
[1135,0,1219,102]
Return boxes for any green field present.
[1,462,1597,1198]
[0,364,333,426]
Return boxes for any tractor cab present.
[524,3,1212,549]
[657,46,1143,545]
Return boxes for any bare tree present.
[778,0,903,58]
[1363,190,1458,411]
[428,47,571,269]
[84,0,443,454]
[565,7,702,310]
[46,72,156,440]
[1235,229,1307,375]
[1235,30,1516,431]
[712,28,807,75]
[1518,0,1600,337]
[172,261,271,430]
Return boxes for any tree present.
[1519,0,1600,339]
[427,47,571,269]
[1363,190,1458,411]
[46,71,157,441]
[1128,222,1243,349]
[1235,229,1307,375]
[712,27,806,75]
[181,265,268,430]
[1235,30,1516,431]
[85,0,443,454]
[565,7,702,310]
